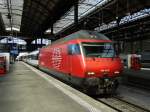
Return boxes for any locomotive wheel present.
[105,80,119,94]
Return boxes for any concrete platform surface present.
[0,62,115,112]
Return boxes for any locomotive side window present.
[68,44,81,55]
[32,55,38,60]
[27,54,38,60]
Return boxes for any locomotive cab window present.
[82,42,116,58]
[68,44,81,55]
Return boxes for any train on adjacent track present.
[22,30,123,94]
[0,56,6,75]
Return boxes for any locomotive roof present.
[51,30,110,45]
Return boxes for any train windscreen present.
[82,42,116,58]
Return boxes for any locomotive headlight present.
[114,71,120,74]
[100,69,105,72]
[87,72,95,76]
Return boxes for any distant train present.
[0,56,6,75]
[23,30,123,94]
[120,51,150,68]
[26,50,39,67]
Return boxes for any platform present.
[0,62,115,112]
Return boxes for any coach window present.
[68,44,81,55]
[36,54,39,60]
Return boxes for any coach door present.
[68,44,81,75]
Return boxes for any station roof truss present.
[48,0,111,34]
[101,13,150,42]
[0,0,149,42]
[0,0,23,32]
[0,0,78,38]
[55,0,150,38]
[95,8,150,32]
[20,0,78,36]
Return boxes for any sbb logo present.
[52,48,62,69]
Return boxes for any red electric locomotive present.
[39,30,123,94]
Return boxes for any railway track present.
[26,62,150,112]
[97,96,150,112]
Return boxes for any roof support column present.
[35,38,38,49]
[116,17,121,53]
[74,0,78,28]
[50,25,54,42]
[140,40,143,52]
[26,39,33,51]
[51,25,53,35]
[41,38,43,45]
[130,41,133,53]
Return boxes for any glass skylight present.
[0,0,23,31]
[52,0,110,34]
[6,27,20,31]
[51,0,150,35]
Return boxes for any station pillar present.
[74,0,78,29]
[26,39,33,51]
